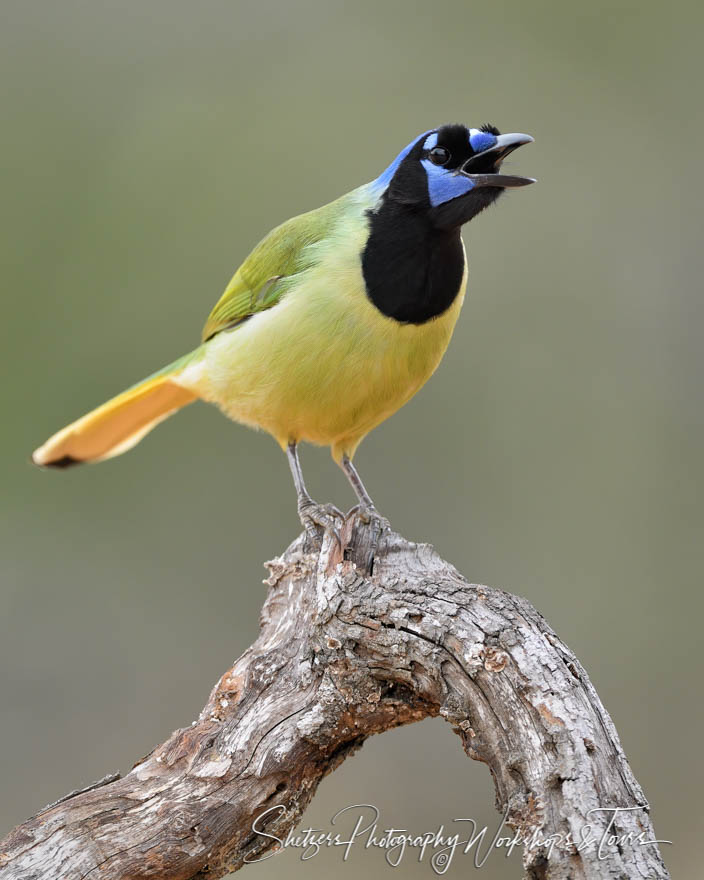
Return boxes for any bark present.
[0,514,670,879]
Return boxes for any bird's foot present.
[298,500,344,550]
[345,505,390,573]
[347,504,390,532]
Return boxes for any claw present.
[298,501,344,550]
[321,502,345,521]
[343,505,390,574]
[347,504,390,532]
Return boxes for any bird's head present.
[373,123,535,229]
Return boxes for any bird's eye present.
[428,146,451,166]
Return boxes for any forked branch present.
[0,515,670,879]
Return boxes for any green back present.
[202,195,351,342]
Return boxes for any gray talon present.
[298,501,343,549]
[348,504,389,532]
[342,505,390,573]
[322,502,345,521]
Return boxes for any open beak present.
[459,133,535,188]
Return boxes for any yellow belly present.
[187,219,467,461]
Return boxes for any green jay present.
[33,122,534,541]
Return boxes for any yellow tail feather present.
[32,373,198,468]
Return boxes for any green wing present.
[202,197,347,342]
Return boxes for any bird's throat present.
[361,199,465,324]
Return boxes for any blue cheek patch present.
[469,131,497,153]
[421,159,474,207]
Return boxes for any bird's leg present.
[340,455,390,528]
[340,455,375,510]
[339,455,390,572]
[286,442,342,547]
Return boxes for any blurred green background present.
[1,1,701,877]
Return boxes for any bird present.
[32,122,534,543]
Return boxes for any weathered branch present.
[0,515,670,879]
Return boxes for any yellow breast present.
[196,210,467,460]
